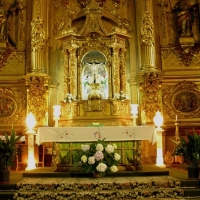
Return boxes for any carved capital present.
[140,72,162,122]
[25,76,50,122]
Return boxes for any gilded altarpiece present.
[55,2,132,127]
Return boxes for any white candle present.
[176,115,177,121]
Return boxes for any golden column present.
[26,0,50,124]
[111,46,120,96]
[140,0,157,71]
[30,0,48,74]
[56,35,79,99]
[67,48,78,98]
[110,35,128,97]
[119,48,126,95]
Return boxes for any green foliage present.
[171,130,200,167]
[60,152,70,164]
[73,139,121,177]
[0,130,22,171]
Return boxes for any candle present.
[176,115,178,121]
[12,124,13,130]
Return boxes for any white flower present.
[88,156,95,164]
[110,165,118,173]
[114,153,121,161]
[81,155,87,163]
[96,143,104,151]
[81,144,90,152]
[64,93,75,103]
[112,143,117,149]
[105,144,114,154]
[96,163,107,172]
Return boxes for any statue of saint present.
[173,0,194,37]
[0,0,7,41]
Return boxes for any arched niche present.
[81,51,108,100]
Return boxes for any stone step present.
[16,176,182,191]
[13,188,185,200]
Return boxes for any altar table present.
[36,126,156,145]
[36,126,156,171]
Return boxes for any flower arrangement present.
[73,139,121,177]
[114,91,128,101]
[64,93,75,103]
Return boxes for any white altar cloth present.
[36,126,156,145]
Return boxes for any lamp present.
[153,111,165,168]
[153,111,163,130]
[53,105,61,127]
[25,112,36,171]
[130,104,138,126]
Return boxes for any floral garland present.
[114,91,128,101]
[73,139,121,177]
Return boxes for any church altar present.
[36,126,156,171]
[36,126,156,145]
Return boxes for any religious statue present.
[0,0,7,41]
[172,0,196,37]
[83,60,108,100]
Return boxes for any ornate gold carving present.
[117,17,132,32]
[88,99,102,111]
[112,46,120,95]
[59,99,132,126]
[67,48,78,98]
[0,48,15,71]
[141,12,154,46]
[0,87,26,124]
[53,17,67,34]
[78,0,91,8]
[31,16,45,49]
[31,14,46,73]
[26,76,49,122]
[119,48,126,94]
[78,9,108,35]
[163,81,200,120]
[140,72,162,122]
[173,44,200,66]
[0,88,17,118]
[14,52,24,63]
[157,0,171,45]
[52,0,62,8]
